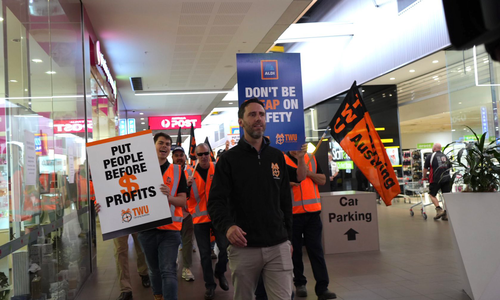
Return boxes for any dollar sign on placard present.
[119,173,140,194]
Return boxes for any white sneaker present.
[182,267,195,281]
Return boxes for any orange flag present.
[329,81,400,206]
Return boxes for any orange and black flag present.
[176,127,182,146]
[189,123,197,162]
[329,81,400,206]
[204,137,216,162]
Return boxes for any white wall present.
[401,131,452,149]
[289,0,450,108]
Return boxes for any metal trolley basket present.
[405,181,430,219]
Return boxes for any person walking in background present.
[208,98,294,300]
[187,143,229,300]
[171,146,195,282]
[284,149,337,300]
[422,143,451,221]
[113,234,150,300]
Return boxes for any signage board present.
[320,191,379,254]
[53,120,92,134]
[148,115,202,130]
[236,53,305,152]
[86,130,172,240]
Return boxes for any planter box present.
[446,192,500,300]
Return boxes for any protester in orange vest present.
[137,132,187,300]
[284,151,336,300]
[187,143,229,300]
[171,146,196,282]
[97,133,187,300]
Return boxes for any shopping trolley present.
[406,181,430,219]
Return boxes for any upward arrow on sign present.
[344,228,359,241]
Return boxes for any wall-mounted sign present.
[417,143,433,149]
[148,115,202,130]
[481,106,488,138]
[96,41,117,99]
[127,118,136,134]
[336,161,353,170]
[53,120,93,134]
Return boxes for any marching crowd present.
[98,98,337,300]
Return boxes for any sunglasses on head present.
[197,152,210,156]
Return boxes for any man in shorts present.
[423,143,451,220]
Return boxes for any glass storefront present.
[0,0,115,298]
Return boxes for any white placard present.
[24,131,36,186]
[320,191,379,254]
[86,131,172,240]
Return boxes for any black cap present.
[171,146,185,153]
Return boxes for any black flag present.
[204,137,216,162]
[189,123,197,162]
[176,127,182,146]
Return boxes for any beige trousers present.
[228,241,293,300]
[114,233,149,292]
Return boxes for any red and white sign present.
[149,116,202,130]
[53,120,93,134]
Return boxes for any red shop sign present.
[53,120,93,134]
[149,116,202,130]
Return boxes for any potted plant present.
[443,126,500,300]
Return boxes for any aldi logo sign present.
[261,60,278,80]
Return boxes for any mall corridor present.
[76,201,470,300]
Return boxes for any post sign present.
[86,130,172,240]
[320,191,379,254]
[236,53,305,152]
[53,120,92,134]
[148,115,202,130]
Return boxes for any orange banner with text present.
[330,82,400,206]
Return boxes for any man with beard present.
[208,98,298,300]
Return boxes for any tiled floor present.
[76,199,471,300]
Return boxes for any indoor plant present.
[443,126,500,300]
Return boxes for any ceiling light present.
[229,102,233,105]
[141,122,145,125]
[432,76,438,78]
[139,112,144,115]
[0,17,4,22]
[46,71,56,74]
[135,89,233,96]
[275,22,354,44]
[140,118,144,120]
[409,69,415,73]
[9,80,17,83]
[24,89,28,92]
[389,77,395,80]
[432,60,439,63]
[31,59,43,63]
[434,78,439,80]
[459,102,462,104]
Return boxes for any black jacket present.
[208,137,292,247]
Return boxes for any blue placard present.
[127,118,136,134]
[236,53,305,152]
[119,119,127,136]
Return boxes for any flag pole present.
[312,126,331,156]
[305,126,331,168]
[189,160,199,181]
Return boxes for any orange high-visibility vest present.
[158,164,184,231]
[284,154,321,214]
[186,162,215,224]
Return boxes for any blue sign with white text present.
[236,53,305,152]
[127,118,136,134]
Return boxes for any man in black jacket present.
[208,98,295,300]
